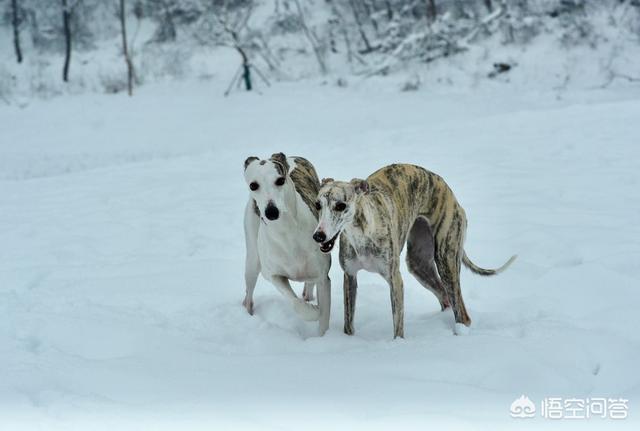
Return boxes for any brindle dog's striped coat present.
[314,164,516,338]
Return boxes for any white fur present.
[243,158,331,335]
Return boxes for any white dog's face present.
[244,156,290,222]
[313,179,367,253]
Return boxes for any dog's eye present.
[275,177,285,186]
[315,201,321,211]
[249,182,259,191]
[335,202,347,212]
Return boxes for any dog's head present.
[312,177,369,253]
[244,153,292,222]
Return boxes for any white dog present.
[243,153,331,335]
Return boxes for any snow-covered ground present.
[1,78,639,430]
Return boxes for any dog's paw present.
[318,324,329,336]
[454,322,470,336]
[242,296,254,316]
[293,300,320,321]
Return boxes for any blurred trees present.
[0,0,638,93]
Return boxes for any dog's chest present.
[342,232,389,277]
[344,254,386,276]
[257,203,326,281]
[259,235,317,280]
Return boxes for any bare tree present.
[369,1,506,76]
[119,0,134,96]
[225,22,252,91]
[293,0,328,74]
[384,0,393,21]
[11,0,23,63]
[348,0,374,53]
[425,0,437,23]
[154,0,176,42]
[218,3,255,92]
[62,0,72,82]
[361,0,379,36]
[328,2,367,69]
[194,1,271,94]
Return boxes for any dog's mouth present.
[319,232,340,253]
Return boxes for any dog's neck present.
[342,194,378,245]
[283,180,298,219]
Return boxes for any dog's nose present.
[265,204,279,221]
[313,231,326,243]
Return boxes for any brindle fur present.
[286,155,321,219]
[244,156,259,170]
[319,164,516,338]
[269,152,289,177]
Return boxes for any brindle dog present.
[312,164,516,338]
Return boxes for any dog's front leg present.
[302,282,315,301]
[243,253,260,315]
[243,237,260,316]
[270,275,320,321]
[386,265,405,339]
[316,276,331,336]
[243,200,261,316]
[343,273,358,335]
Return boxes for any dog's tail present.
[462,251,517,276]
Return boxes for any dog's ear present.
[244,156,259,171]
[270,152,289,176]
[321,177,334,186]
[350,178,369,194]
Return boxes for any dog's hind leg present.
[406,216,450,311]
[434,216,472,334]
[435,253,471,334]
[302,282,315,302]
[385,264,405,339]
[408,259,450,311]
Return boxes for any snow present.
[1,78,640,430]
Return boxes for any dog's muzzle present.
[313,230,339,253]
[264,203,280,221]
